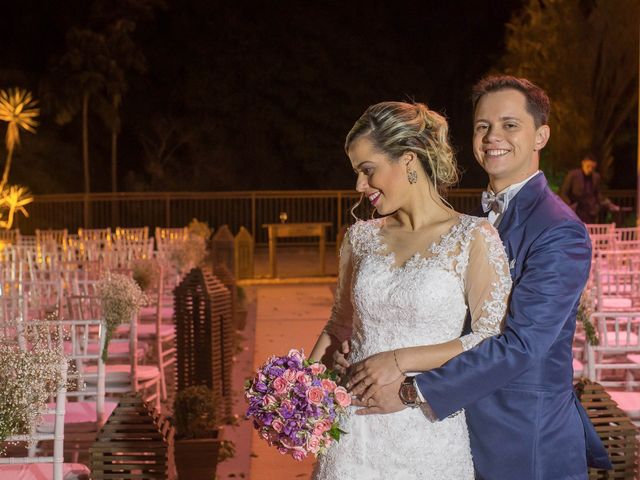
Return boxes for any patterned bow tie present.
[481,191,506,214]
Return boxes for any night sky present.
[8,0,622,194]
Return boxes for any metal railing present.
[13,189,636,244]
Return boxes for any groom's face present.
[473,88,549,191]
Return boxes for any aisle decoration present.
[245,348,351,461]
[97,273,147,361]
[0,333,65,451]
[167,234,206,276]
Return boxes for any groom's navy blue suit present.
[415,173,611,479]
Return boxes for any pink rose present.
[291,448,307,461]
[319,418,333,433]
[309,362,327,375]
[296,372,312,386]
[312,419,332,436]
[280,398,294,410]
[306,435,321,454]
[272,418,284,433]
[321,378,336,392]
[306,386,325,405]
[273,376,288,395]
[333,386,351,408]
[277,446,288,455]
[282,368,297,383]
[262,394,277,408]
[260,429,270,441]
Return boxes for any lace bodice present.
[313,215,511,480]
[325,214,511,358]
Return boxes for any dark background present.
[1,0,635,194]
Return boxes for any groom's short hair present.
[471,75,550,128]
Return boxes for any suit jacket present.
[415,173,611,479]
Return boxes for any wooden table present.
[262,222,332,278]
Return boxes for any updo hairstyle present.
[345,101,459,192]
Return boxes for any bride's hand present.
[332,339,351,378]
[345,350,402,401]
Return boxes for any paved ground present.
[217,284,335,480]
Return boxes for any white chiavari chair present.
[0,322,91,480]
[0,229,20,246]
[85,311,162,411]
[77,228,112,248]
[593,256,640,311]
[127,264,176,399]
[36,318,116,463]
[115,227,149,242]
[614,226,640,250]
[586,312,640,389]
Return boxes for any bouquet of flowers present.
[245,349,351,461]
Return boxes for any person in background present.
[559,153,619,223]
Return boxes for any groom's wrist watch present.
[399,376,423,408]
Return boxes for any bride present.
[309,101,511,479]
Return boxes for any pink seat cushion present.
[115,323,175,339]
[0,463,90,479]
[84,364,160,383]
[139,305,174,319]
[608,391,640,416]
[64,340,147,358]
[600,297,633,309]
[628,354,640,364]
[40,401,118,433]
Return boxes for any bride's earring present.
[407,168,418,184]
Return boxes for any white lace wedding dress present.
[312,215,511,480]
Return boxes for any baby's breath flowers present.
[0,333,65,453]
[167,234,206,276]
[132,258,160,292]
[97,273,147,361]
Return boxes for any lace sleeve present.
[459,221,511,351]
[322,231,354,343]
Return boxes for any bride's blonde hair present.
[345,101,459,220]
[346,101,459,190]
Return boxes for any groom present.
[350,76,611,478]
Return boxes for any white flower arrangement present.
[167,234,206,276]
[0,335,65,452]
[97,273,147,361]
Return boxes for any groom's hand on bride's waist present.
[352,375,406,416]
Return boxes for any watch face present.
[400,382,417,404]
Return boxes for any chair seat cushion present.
[64,340,147,358]
[139,305,174,320]
[608,391,640,417]
[115,323,175,339]
[40,401,119,433]
[84,364,160,383]
[0,463,90,479]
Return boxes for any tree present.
[100,19,145,193]
[0,88,39,191]
[500,0,639,183]
[49,27,110,197]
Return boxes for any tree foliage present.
[500,0,639,184]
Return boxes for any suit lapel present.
[497,172,548,242]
